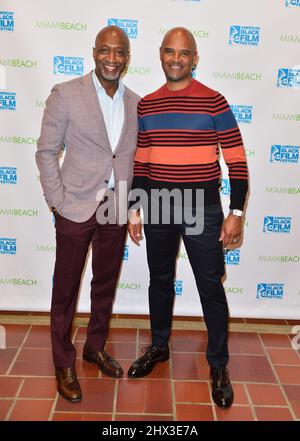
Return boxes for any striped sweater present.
[131,79,248,209]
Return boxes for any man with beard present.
[36,26,140,402]
[127,27,248,408]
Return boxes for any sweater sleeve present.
[213,93,249,210]
[129,99,150,210]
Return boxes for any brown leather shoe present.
[83,342,123,378]
[55,367,82,402]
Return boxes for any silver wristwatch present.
[229,209,243,217]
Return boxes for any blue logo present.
[285,0,300,7]
[225,250,240,265]
[220,179,231,196]
[229,26,260,46]
[53,56,84,76]
[0,238,16,255]
[107,18,138,39]
[270,145,299,163]
[0,92,16,111]
[263,216,291,233]
[277,68,300,88]
[174,280,183,295]
[0,167,17,184]
[230,105,253,123]
[123,245,129,261]
[0,11,14,31]
[256,283,284,300]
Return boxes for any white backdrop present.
[0,0,300,318]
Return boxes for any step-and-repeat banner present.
[0,0,300,318]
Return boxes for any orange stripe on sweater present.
[221,146,247,163]
[134,146,218,165]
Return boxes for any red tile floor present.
[0,320,300,421]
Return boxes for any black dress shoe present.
[127,345,169,378]
[210,367,234,408]
[82,342,123,378]
[55,367,82,402]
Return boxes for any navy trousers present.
[144,201,229,368]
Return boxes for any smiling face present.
[160,28,199,90]
[93,26,130,84]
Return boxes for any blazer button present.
[113,155,116,159]
[104,179,109,184]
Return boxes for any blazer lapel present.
[114,87,132,154]
[79,72,112,152]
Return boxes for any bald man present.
[36,26,140,402]
[128,28,248,408]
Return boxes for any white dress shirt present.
[92,70,125,188]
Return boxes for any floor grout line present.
[169,352,177,421]
[4,377,25,421]
[257,332,297,421]
[6,325,32,375]
[112,380,119,421]
[244,380,258,421]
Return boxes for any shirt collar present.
[92,70,124,98]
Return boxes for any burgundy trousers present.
[51,209,127,368]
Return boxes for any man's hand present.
[219,213,243,247]
[128,210,143,246]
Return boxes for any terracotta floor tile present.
[267,348,300,366]
[1,325,30,347]
[105,342,136,360]
[245,319,287,325]
[231,384,249,405]
[171,330,207,340]
[75,359,100,378]
[283,385,300,415]
[55,378,115,413]
[229,318,246,324]
[228,355,276,383]
[0,377,22,397]
[19,378,57,399]
[246,384,287,406]
[260,334,292,348]
[171,339,207,353]
[117,379,172,414]
[283,385,300,418]
[0,348,18,374]
[255,407,293,421]
[10,348,53,376]
[23,326,51,348]
[216,406,254,421]
[228,332,264,355]
[174,381,210,403]
[285,320,300,326]
[0,399,13,420]
[172,353,204,380]
[75,327,87,341]
[115,414,173,421]
[176,404,214,421]
[107,328,137,343]
[52,412,112,421]
[9,399,54,421]
[275,366,300,385]
[138,329,151,344]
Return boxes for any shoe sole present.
[83,353,123,378]
[127,354,169,378]
[57,387,82,403]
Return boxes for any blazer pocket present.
[61,170,84,187]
